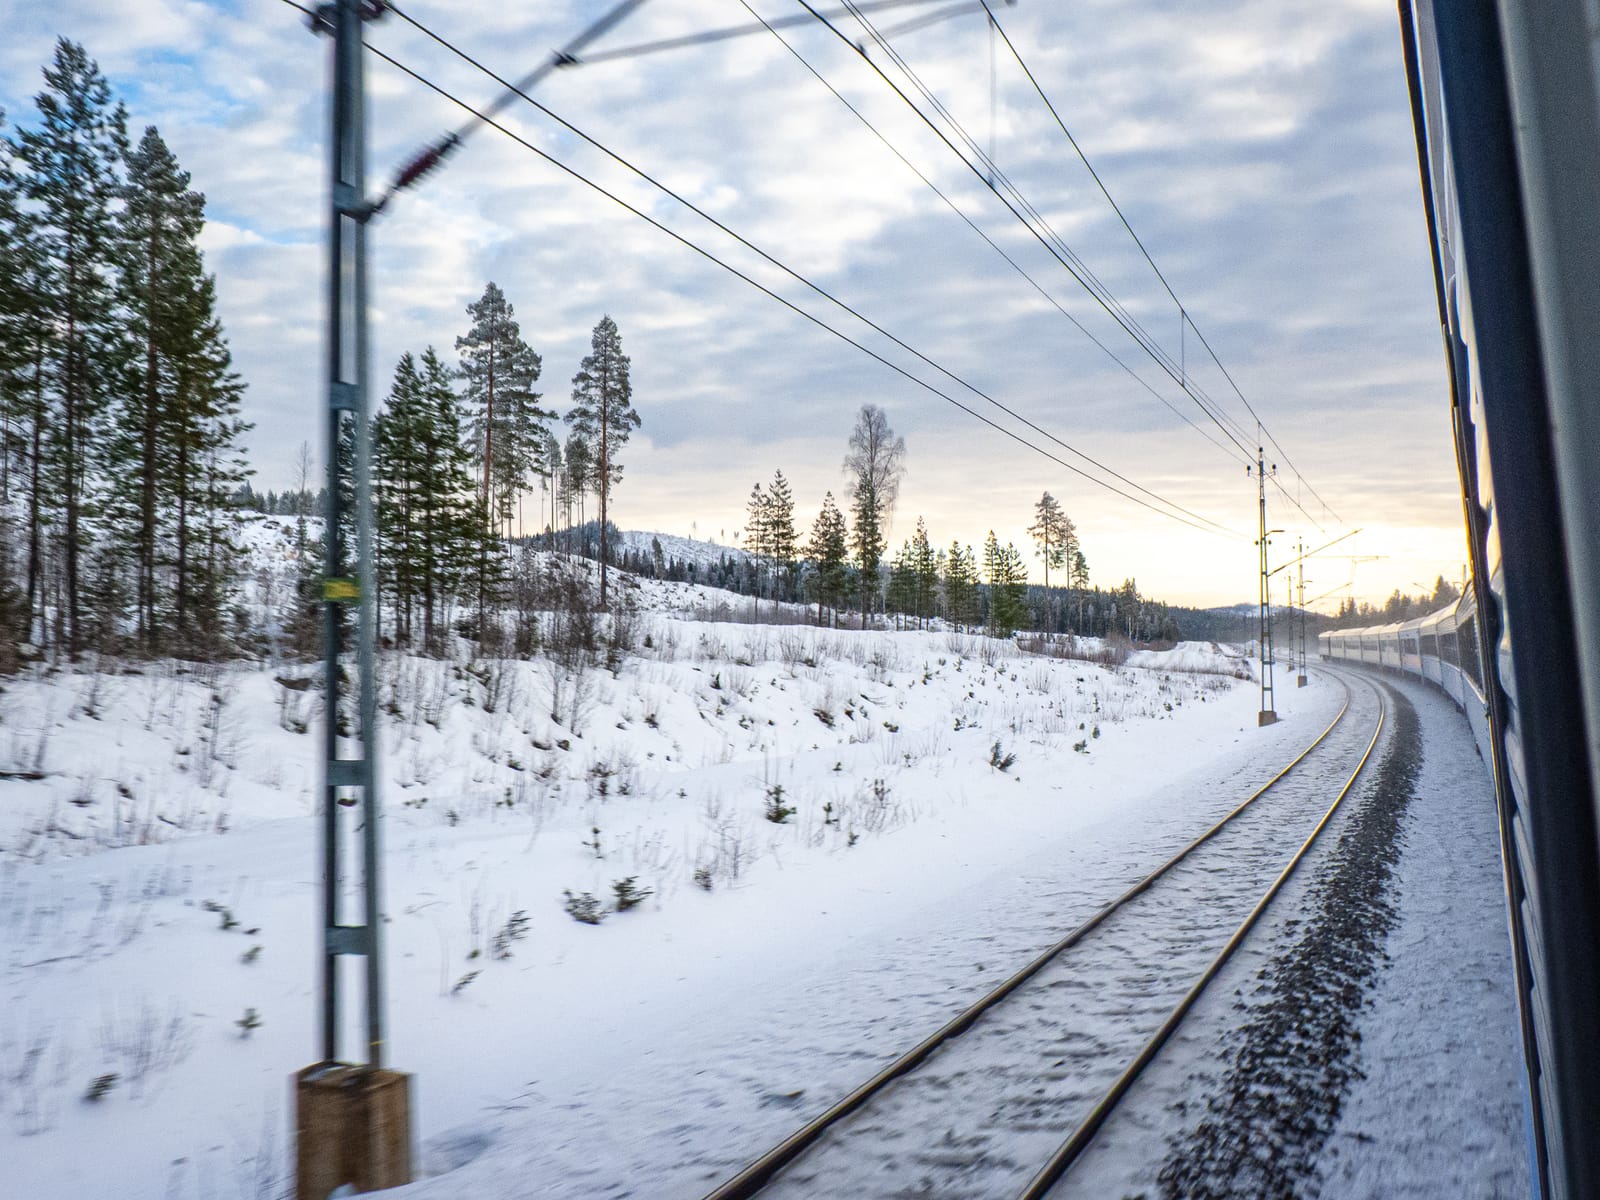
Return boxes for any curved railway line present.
[706,667,1387,1200]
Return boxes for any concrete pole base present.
[1258,709,1279,726]
[295,1063,413,1199]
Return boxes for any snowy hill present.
[619,528,751,569]
[1,541,1295,1199]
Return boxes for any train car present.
[1379,5,1600,1197]
[1321,589,1490,754]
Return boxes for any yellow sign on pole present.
[322,576,360,603]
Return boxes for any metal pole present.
[1255,446,1276,725]
[297,7,414,1195]
[318,0,385,1070]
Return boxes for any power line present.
[840,0,1260,461]
[798,0,1261,467]
[735,0,1251,470]
[367,4,1243,537]
[980,1,1345,529]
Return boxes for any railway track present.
[704,670,1386,1200]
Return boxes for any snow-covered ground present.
[1,561,1278,1199]
[0,564,1527,1199]
[1058,669,1528,1199]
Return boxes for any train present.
[1324,4,1600,1198]
[1318,593,1489,751]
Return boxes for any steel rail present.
[703,676,1356,1200]
[1016,670,1388,1198]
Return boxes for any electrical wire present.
[981,1,1345,528]
[800,0,1261,465]
[736,0,1251,469]
[847,0,1341,533]
[276,0,1241,538]
[374,3,1244,537]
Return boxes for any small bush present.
[491,911,531,960]
[763,783,795,824]
[611,877,653,912]
[84,1073,119,1103]
[235,1008,262,1037]
[563,890,606,925]
[450,971,480,996]
[988,740,1017,772]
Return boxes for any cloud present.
[0,0,1459,608]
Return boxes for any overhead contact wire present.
[298,23,1235,537]
[736,0,1250,469]
[982,1,1344,526]
[802,0,1258,463]
[374,3,1243,536]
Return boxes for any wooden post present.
[295,1065,413,1199]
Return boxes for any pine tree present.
[806,491,851,627]
[375,347,477,650]
[565,315,639,606]
[765,469,798,598]
[983,531,1028,637]
[944,541,978,630]
[886,541,916,628]
[15,39,129,654]
[168,292,251,652]
[909,516,937,627]
[745,481,769,606]
[842,404,905,621]
[456,282,549,531]
[0,110,39,657]
[1070,548,1090,630]
[1028,491,1075,590]
[112,125,207,650]
[561,432,591,548]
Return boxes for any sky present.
[0,0,1467,610]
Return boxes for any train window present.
[1458,617,1482,688]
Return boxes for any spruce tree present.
[909,516,937,628]
[169,293,250,652]
[745,481,769,608]
[375,353,424,644]
[15,39,128,654]
[806,491,851,627]
[565,315,638,606]
[765,469,798,598]
[374,347,477,650]
[943,541,977,630]
[887,541,916,628]
[982,532,1028,637]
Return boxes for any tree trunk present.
[25,346,44,643]
[140,225,160,650]
[598,361,610,608]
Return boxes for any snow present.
[1311,676,1528,1198]
[1054,668,1529,1199]
[0,562,1527,1199]
[617,529,751,570]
